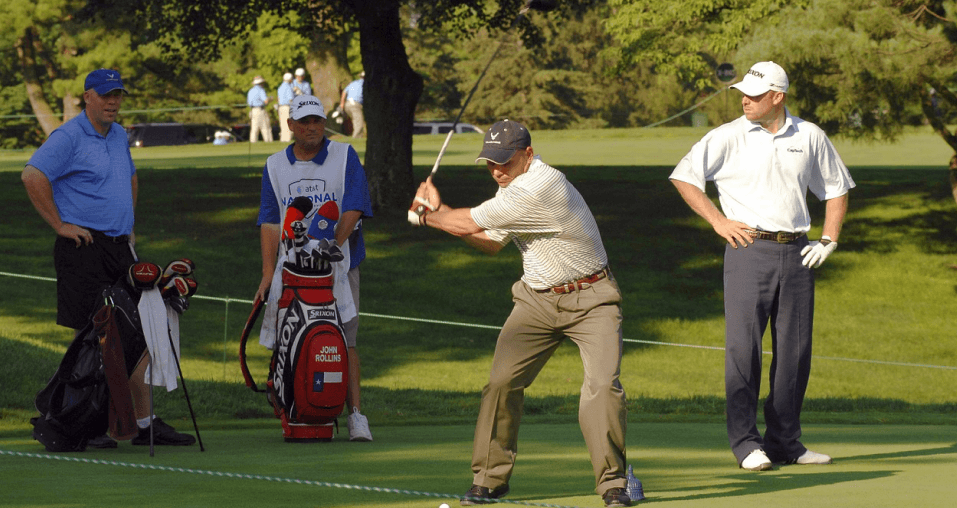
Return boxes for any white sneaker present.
[741,449,773,471]
[346,407,372,442]
[794,449,832,465]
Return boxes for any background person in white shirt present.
[670,61,855,472]
[410,120,631,508]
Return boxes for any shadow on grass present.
[664,470,896,502]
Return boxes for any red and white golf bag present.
[239,197,349,442]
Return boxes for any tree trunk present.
[349,0,423,214]
[16,27,61,136]
[306,31,352,118]
[920,81,957,209]
[63,93,81,122]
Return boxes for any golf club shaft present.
[166,332,205,451]
[430,5,535,176]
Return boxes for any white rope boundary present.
[1,270,954,371]
[0,449,586,508]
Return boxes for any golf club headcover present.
[408,196,435,226]
[127,262,162,289]
[282,196,314,241]
[160,275,191,299]
[158,258,196,288]
[307,200,341,242]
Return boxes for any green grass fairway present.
[1,423,954,508]
[1,126,956,507]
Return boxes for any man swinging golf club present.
[410,119,631,507]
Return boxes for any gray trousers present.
[724,237,814,464]
[471,275,627,495]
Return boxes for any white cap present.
[730,61,789,96]
[252,75,265,85]
[290,94,326,120]
[295,68,306,76]
[283,72,293,81]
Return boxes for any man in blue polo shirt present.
[22,68,195,450]
[277,73,295,142]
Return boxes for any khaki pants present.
[249,107,273,143]
[278,105,292,142]
[471,276,627,496]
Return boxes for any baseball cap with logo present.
[290,94,326,120]
[730,61,789,96]
[85,69,128,95]
[475,119,532,165]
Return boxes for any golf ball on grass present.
[439,504,450,508]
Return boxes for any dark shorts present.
[54,234,136,330]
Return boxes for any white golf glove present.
[407,196,435,226]
[800,236,837,268]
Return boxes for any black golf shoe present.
[602,487,632,507]
[131,417,196,446]
[460,484,509,506]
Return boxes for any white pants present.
[250,107,273,143]
[278,105,292,142]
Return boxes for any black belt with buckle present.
[90,229,130,244]
[537,267,609,294]
[745,229,806,244]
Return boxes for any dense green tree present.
[134,0,599,213]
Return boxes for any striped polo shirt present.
[471,157,607,290]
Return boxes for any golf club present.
[429,0,557,177]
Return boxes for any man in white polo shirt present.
[669,61,855,471]
[410,120,630,508]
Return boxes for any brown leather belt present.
[745,229,806,244]
[537,268,609,294]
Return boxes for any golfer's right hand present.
[58,223,93,247]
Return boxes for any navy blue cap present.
[84,69,128,95]
[476,119,531,165]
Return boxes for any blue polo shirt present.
[278,82,294,106]
[247,85,268,107]
[344,79,363,104]
[26,111,136,236]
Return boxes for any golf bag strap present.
[95,302,138,440]
[238,295,267,392]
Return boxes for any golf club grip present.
[430,130,456,175]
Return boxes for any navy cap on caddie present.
[475,119,531,165]
[290,94,326,120]
[85,69,128,95]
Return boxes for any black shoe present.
[603,487,632,507]
[87,434,118,449]
[460,484,509,506]
[131,418,196,446]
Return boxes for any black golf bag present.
[31,260,199,452]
